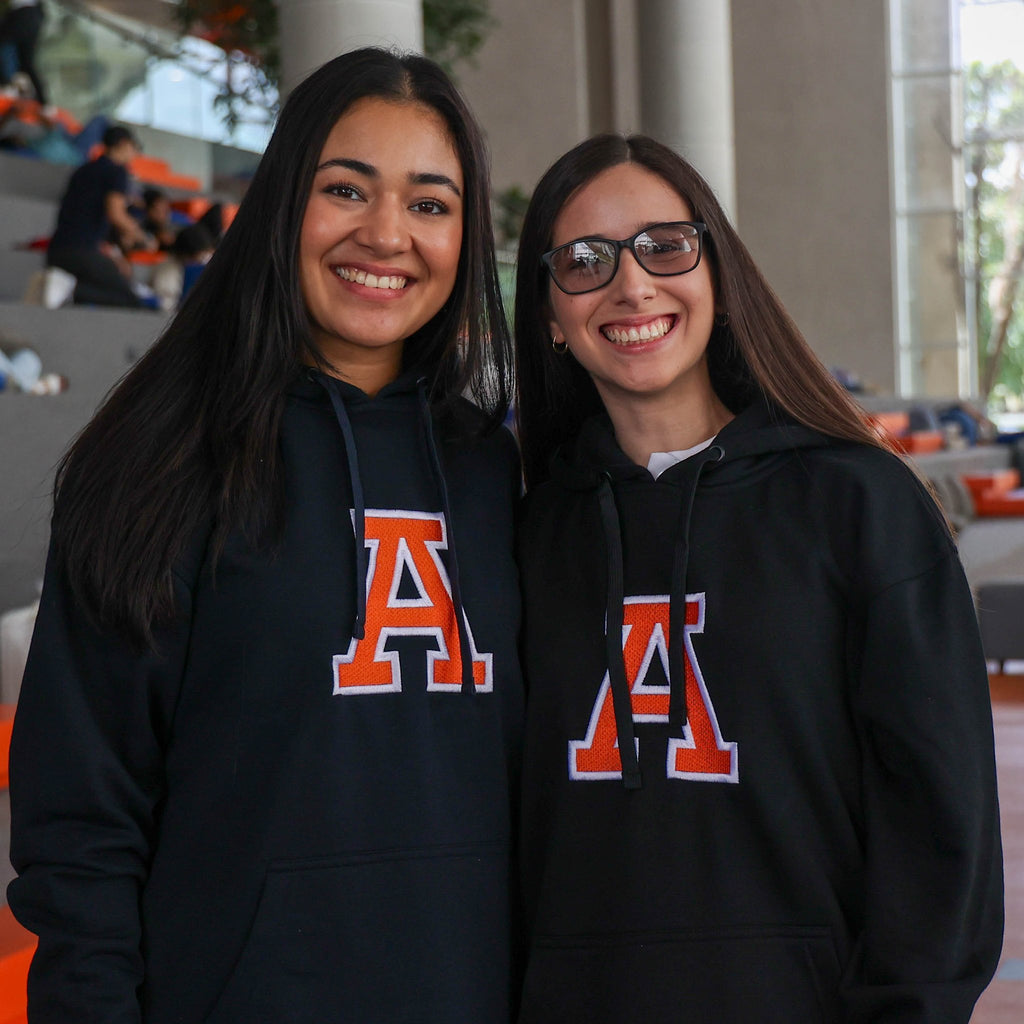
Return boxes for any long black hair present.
[52,47,511,644]
[514,133,889,488]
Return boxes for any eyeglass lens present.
[548,222,702,294]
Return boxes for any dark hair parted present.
[514,133,891,488]
[52,47,512,645]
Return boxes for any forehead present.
[552,163,693,244]
[317,97,463,185]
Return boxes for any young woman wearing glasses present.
[9,48,523,1023]
[513,133,1002,1023]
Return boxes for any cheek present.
[444,223,465,267]
[297,219,326,313]
[298,191,341,252]
[551,295,596,340]
[298,212,323,273]
[297,242,318,307]
[426,229,463,287]
[682,268,717,313]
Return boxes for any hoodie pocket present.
[205,841,512,1024]
[518,926,841,1024]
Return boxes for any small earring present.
[552,336,568,354]
[714,312,730,327]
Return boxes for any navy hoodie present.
[8,370,524,1023]
[516,399,1002,1024]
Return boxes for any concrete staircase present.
[0,301,168,614]
[0,149,169,1017]
[0,151,65,305]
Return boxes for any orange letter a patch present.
[332,510,492,694]
[569,594,737,782]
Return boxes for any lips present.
[334,266,408,290]
[601,315,675,345]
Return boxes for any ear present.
[549,319,565,347]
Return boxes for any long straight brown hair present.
[514,133,893,488]
[52,47,512,646]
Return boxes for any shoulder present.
[435,394,493,433]
[90,156,127,191]
[518,474,590,544]
[438,398,519,461]
[438,418,522,538]
[107,162,129,192]
[797,442,957,592]
[800,442,942,520]
[446,417,521,485]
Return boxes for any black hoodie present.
[8,370,524,1023]
[516,398,1002,1024]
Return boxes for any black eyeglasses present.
[541,221,707,295]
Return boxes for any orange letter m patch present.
[332,510,492,694]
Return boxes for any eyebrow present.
[316,158,462,197]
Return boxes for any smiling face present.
[547,162,721,426]
[299,97,464,394]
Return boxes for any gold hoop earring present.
[552,337,568,354]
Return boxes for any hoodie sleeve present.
[7,545,194,1024]
[843,539,1003,1023]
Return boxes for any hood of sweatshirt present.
[545,396,830,788]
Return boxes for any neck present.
[305,345,403,398]
[600,386,735,467]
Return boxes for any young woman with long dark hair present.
[9,48,523,1023]
[513,133,1002,1023]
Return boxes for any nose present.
[354,196,410,255]
[611,249,657,305]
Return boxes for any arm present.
[7,548,194,1023]
[105,191,154,252]
[843,551,1003,1023]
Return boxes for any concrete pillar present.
[609,0,640,132]
[636,0,736,218]
[278,0,424,96]
[889,0,965,397]
[731,0,896,394]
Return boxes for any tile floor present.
[971,677,1024,1022]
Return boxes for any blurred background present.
[1,4,1023,1022]
[12,0,1024,416]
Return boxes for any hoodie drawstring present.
[316,372,474,693]
[417,381,476,696]
[321,376,368,640]
[598,445,725,788]
[667,445,724,730]
[597,475,642,790]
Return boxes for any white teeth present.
[335,267,408,290]
[602,318,672,344]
